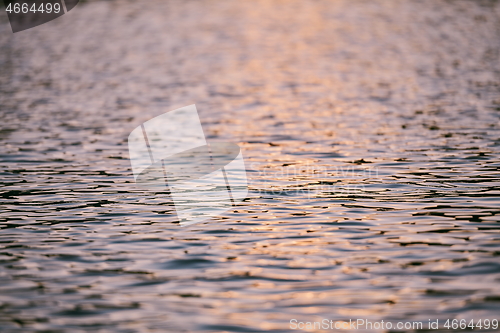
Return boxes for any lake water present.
[1,0,500,331]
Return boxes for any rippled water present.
[1,0,500,331]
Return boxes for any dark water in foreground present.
[1,0,500,331]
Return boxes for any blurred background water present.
[1,0,500,332]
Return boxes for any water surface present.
[0,0,500,331]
